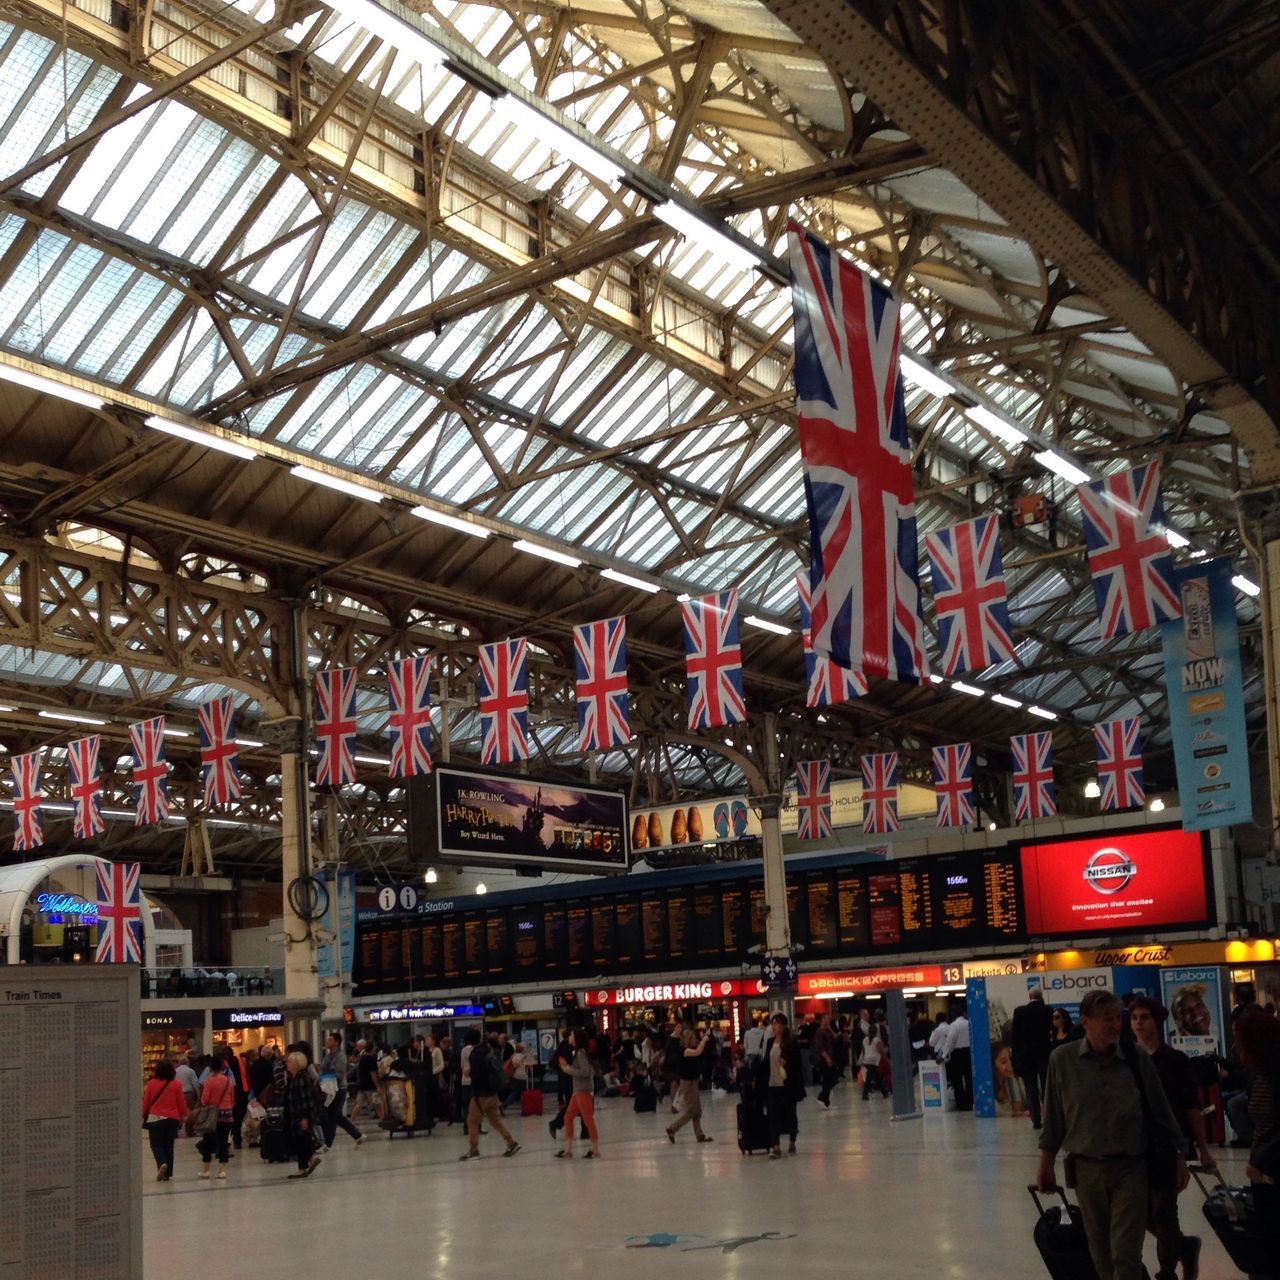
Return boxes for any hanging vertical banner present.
[1160,557,1252,832]
[316,866,357,981]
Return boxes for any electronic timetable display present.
[354,849,1029,993]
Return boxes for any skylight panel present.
[121,112,221,244]
[229,174,313,264]
[68,271,176,376]
[170,145,275,265]
[0,39,96,176]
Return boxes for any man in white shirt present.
[943,1011,973,1111]
[928,1013,950,1058]
[742,1017,767,1067]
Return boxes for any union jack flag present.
[1012,731,1056,822]
[932,742,975,828]
[797,572,867,706]
[11,750,43,852]
[129,718,168,826]
[388,656,433,779]
[682,590,747,731]
[1094,717,1144,811]
[478,639,530,765]
[925,515,1017,676]
[95,860,142,963]
[1078,461,1181,639]
[574,617,630,752]
[198,695,240,806]
[67,736,104,841]
[789,222,928,686]
[315,667,358,787]
[861,752,899,834]
[795,759,833,840]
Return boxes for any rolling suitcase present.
[521,1089,544,1117]
[1191,1163,1279,1277]
[736,1086,771,1155]
[1027,1185,1098,1280]
[259,1108,290,1164]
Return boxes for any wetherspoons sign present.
[34,892,98,920]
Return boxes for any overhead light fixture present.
[236,737,265,749]
[513,538,581,568]
[991,693,1023,708]
[322,0,445,66]
[475,881,487,895]
[1163,528,1191,549]
[488,94,624,184]
[675,592,692,603]
[354,754,391,766]
[744,614,792,636]
[965,404,1027,445]
[1034,450,1092,486]
[987,821,997,832]
[0,363,106,409]
[601,567,661,594]
[928,673,945,685]
[1232,574,1261,598]
[1149,797,1166,813]
[950,680,985,698]
[0,704,14,713]
[424,866,438,884]
[39,710,107,726]
[899,355,954,401]
[1083,779,1101,799]
[162,728,191,739]
[291,464,386,504]
[146,415,258,460]
[1027,705,1058,721]
[652,201,759,273]
[409,505,490,539]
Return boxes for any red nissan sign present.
[797,965,944,995]
[583,978,765,1007]
[1020,828,1209,938]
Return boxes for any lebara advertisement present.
[1020,828,1210,938]
[435,768,628,870]
[1160,966,1227,1057]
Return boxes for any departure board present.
[615,898,641,967]
[566,901,590,972]
[354,848,1042,994]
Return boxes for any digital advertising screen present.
[1020,828,1211,938]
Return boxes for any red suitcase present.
[521,1089,544,1117]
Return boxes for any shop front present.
[141,1009,205,1079]
[583,978,769,1046]
[212,1007,286,1056]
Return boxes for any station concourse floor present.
[143,1087,1251,1279]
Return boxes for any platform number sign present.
[377,884,419,914]
[942,965,964,984]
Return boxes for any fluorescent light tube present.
[322,0,445,65]
[653,202,759,273]
[513,538,582,568]
[601,567,660,594]
[0,704,13,713]
[1027,705,1058,720]
[899,355,954,401]
[744,614,792,636]
[489,95,623,184]
[291,464,386,504]
[1034,450,1092,485]
[1232,574,1261,597]
[950,680,985,697]
[1163,528,1190,549]
[146,415,258,460]
[928,673,945,685]
[990,693,1023,708]
[0,363,106,409]
[39,710,107,726]
[409,505,490,538]
[354,754,391,766]
[236,738,265,749]
[966,405,1028,445]
[162,728,191,738]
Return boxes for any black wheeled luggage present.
[259,1107,290,1163]
[737,1085,771,1155]
[1027,1185,1099,1280]
[1191,1163,1280,1277]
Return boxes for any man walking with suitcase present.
[1036,989,1188,1280]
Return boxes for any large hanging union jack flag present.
[932,742,975,828]
[479,639,530,765]
[574,617,630,752]
[682,591,747,731]
[95,860,143,963]
[1012,731,1056,822]
[1077,461,1181,639]
[788,223,928,686]
[1094,717,1144,812]
[198,695,240,806]
[315,667,358,788]
[797,572,867,707]
[925,514,1017,676]
[388,656,434,779]
[130,717,168,826]
[67,736,104,841]
[11,749,43,852]
[795,759,833,840]
[861,752,899,834]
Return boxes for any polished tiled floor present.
[144,1085,1252,1278]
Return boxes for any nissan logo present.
[1083,847,1136,896]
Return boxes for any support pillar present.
[1263,534,1280,863]
[886,989,921,1121]
[756,712,794,1021]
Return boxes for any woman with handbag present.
[141,1059,188,1182]
[756,1012,805,1159]
[196,1055,238,1180]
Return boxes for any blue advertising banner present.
[316,867,357,981]
[1160,558,1252,831]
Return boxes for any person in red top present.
[141,1059,188,1182]
[197,1055,238,1180]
